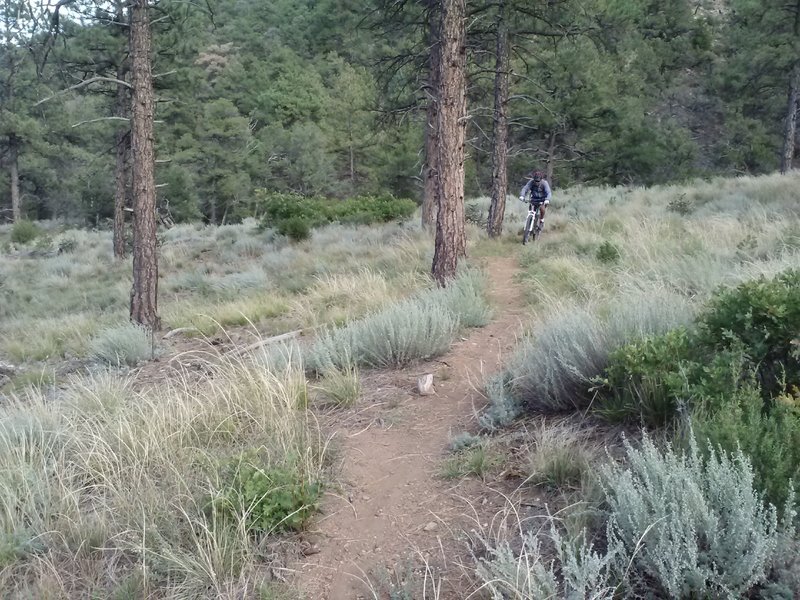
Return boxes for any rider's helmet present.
[531,170,544,183]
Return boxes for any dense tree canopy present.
[0,0,795,224]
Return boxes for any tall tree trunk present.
[545,131,556,183]
[113,1,130,259]
[113,126,130,258]
[782,66,800,174]
[431,0,467,286]
[783,1,800,174]
[486,0,509,238]
[421,0,440,231]
[209,195,217,224]
[129,0,160,330]
[9,134,20,222]
[348,115,355,184]
[113,73,130,258]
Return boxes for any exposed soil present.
[293,256,530,599]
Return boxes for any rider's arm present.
[519,179,533,201]
[542,180,552,202]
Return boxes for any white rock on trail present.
[417,373,435,396]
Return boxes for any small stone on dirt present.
[417,373,435,395]
[423,521,438,532]
[301,543,321,556]
[0,362,17,376]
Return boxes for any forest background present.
[1,0,795,225]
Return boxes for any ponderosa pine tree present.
[486,0,509,237]
[111,0,131,258]
[422,0,441,231]
[431,0,467,285]
[0,0,35,222]
[129,0,159,330]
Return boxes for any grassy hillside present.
[1,172,800,598]
[0,220,431,370]
[473,172,800,599]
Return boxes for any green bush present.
[56,236,78,254]
[257,191,416,234]
[594,329,691,426]
[693,383,800,513]
[464,201,485,226]
[10,220,40,245]
[594,329,748,427]
[278,216,311,242]
[667,193,694,215]
[212,455,321,533]
[595,240,620,263]
[696,270,800,399]
[594,269,800,425]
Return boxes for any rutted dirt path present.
[294,256,527,599]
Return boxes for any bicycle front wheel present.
[533,211,541,241]
[522,215,533,244]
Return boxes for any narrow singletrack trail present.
[295,256,528,599]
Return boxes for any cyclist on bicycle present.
[519,170,551,233]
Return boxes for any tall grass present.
[0,349,325,597]
[1,219,430,368]
[523,419,598,491]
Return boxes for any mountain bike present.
[522,201,543,245]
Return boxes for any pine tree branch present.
[35,76,133,106]
[71,116,130,128]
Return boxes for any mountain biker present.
[519,170,552,233]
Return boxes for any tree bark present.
[782,68,800,173]
[113,1,130,259]
[782,0,800,174]
[113,75,130,258]
[546,130,556,183]
[9,134,20,222]
[431,0,467,286]
[113,126,130,258]
[421,0,441,232]
[129,0,160,330]
[487,0,509,238]
[348,115,355,184]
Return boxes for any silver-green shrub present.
[306,270,487,371]
[503,291,691,414]
[307,300,457,370]
[90,323,152,367]
[251,340,304,373]
[602,434,779,598]
[476,524,619,600]
[438,268,491,328]
[478,373,521,430]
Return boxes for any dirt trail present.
[295,256,527,599]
